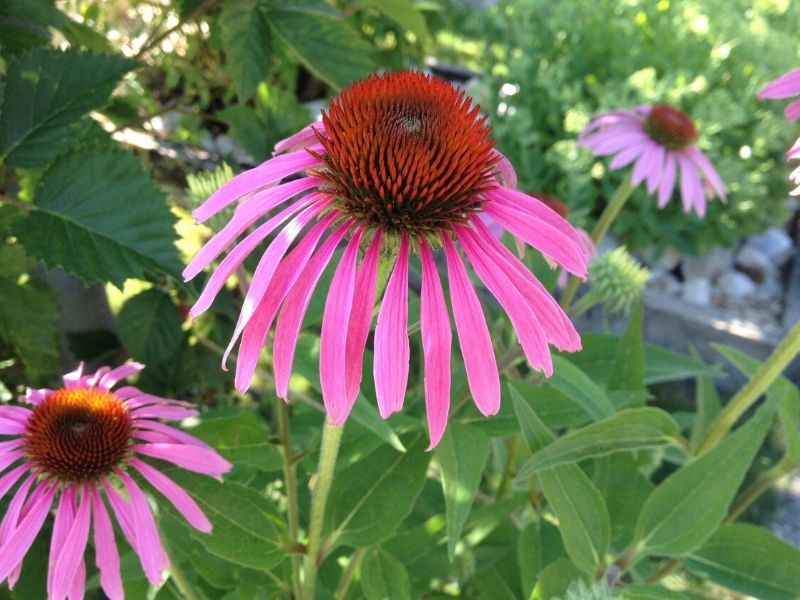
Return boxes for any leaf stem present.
[277,397,302,598]
[302,421,345,600]
[696,320,800,455]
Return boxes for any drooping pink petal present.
[183,177,322,280]
[678,152,705,216]
[52,488,91,600]
[92,487,123,600]
[419,241,452,449]
[373,234,410,419]
[68,559,85,600]
[344,231,382,407]
[442,236,500,416]
[0,476,35,545]
[0,465,28,502]
[658,152,677,208]
[0,482,56,583]
[62,363,85,388]
[192,149,323,223]
[131,459,211,533]
[758,68,800,100]
[320,229,364,423]
[115,470,170,585]
[274,122,326,154]
[0,420,25,436]
[132,443,232,476]
[124,393,193,409]
[221,198,332,367]
[189,192,325,318]
[457,226,553,376]
[235,213,337,392]
[23,388,49,405]
[631,143,660,187]
[581,128,648,156]
[0,449,25,472]
[491,149,517,188]
[102,479,138,553]
[273,220,352,399]
[98,363,144,389]
[687,146,727,200]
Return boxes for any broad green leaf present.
[360,0,430,41]
[0,49,135,166]
[328,435,429,547]
[161,471,286,571]
[184,409,282,471]
[435,424,490,560]
[117,289,182,363]
[266,1,375,90]
[14,141,181,287]
[607,297,645,391]
[517,408,680,477]
[684,523,800,600]
[634,399,777,556]
[547,355,616,420]
[531,559,586,600]
[517,520,566,599]
[688,372,722,450]
[621,584,690,599]
[220,0,271,100]
[360,549,412,600]
[512,386,610,574]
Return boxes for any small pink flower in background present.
[0,363,231,600]
[759,68,800,195]
[185,71,590,447]
[579,104,727,217]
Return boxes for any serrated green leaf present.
[117,289,182,363]
[14,142,181,286]
[684,523,800,600]
[328,435,429,547]
[0,48,135,166]
[360,0,429,41]
[266,2,374,90]
[607,297,644,391]
[435,424,490,560]
[548,356,616,420]
[517,408,680,477]
[511,386,610,574]
[220,0,271,100]
[634,399,777,556]
[160,470,287,571]
[360,549,412,600]
[0,0,65,56]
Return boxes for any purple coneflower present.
[759,68,800,195]
[0,363,231,600]
[185,71,589,447]
[579,104,727,217]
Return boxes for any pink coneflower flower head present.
[0,362,231,600]
[758,68,800,121]
[579,104,727,217]
[185,71,589,448]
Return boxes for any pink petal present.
[63,363,85,388]
[687,146,727,200]
[608,141,648,170]
[274,122,326,154]
[133,420,211,450]
[758,68,800,100]
[0,465,28,502]
[132,443,232,476]
[442,236,500,416]
[98,363,144,389]
[22,388,49,405]
[273,220,352,399]
[235,213,337,392]
[491,149,517,188]
[124,393,192,409]
[132,406,198,421]
[0,476,35,545]
[115,470,169,585]
[786,99,800,121]
[192,149,323,223]
[658,152,677,208]
[0,450,25,472]
[631,143,659,187]
[48,487,76,598]
[373,234,411,419]
[419,241,452,449]
[92,488,123,600]
[0,406,32,424]
[131,459,211,533]
[0,483,56,583]
[52,488,91,600]
[102,479,138,553]
[645,144,665,194]
[320,229,364,424]
[457,226,552,376]
[581,128,648,156]
[678,152,705,216]
[344,231,382,406]
[0,419,25,435]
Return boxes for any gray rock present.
[717,271,756,299]
[682,246,733,281]
[682,277,712,306]
[641,245,682,271]
[735,245,775,283]
[746,228,794,267]
[784,253,800,330]
[648,271,681,295]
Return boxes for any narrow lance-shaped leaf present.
[688,370,722,450]
[607,297,645,391]
[547,355,616,420]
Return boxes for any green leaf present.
[14,141,181,287]
[0,48,135,166]
[547,356,616,420]
[516,408,681,477]
[360,0,430,42]
[531,559,586,600]
[160,471,286,571]
[607,297,644,391]
[184,409,282,471]
[634,399,777,556]
[435,424,490,560]
[517,520,566,599]
[328,435,429,547]
[220,0,271,100]
[360,548,412,600]
[621,584,690,599]
[511,386,610,574]
[688,371,722,450]
[117,289,182,363]
[266,1,375,90]
[684,523,800,600]
[712,342,798,402]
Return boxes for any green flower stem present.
[277,398,302,598]
[163,535,201,600]
[302,422,345,600]
[696,320,800,456]
[560,178,636,310]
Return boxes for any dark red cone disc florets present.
[644,104,698,150]
[315,71,498,235]
[24,387,132,481]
